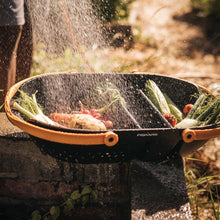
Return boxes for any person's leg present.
[0,25,23,108]
[16,3,33,82]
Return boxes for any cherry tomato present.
[104,120,113,129]
[89,109,98,115]
[92,113,102,120]
[183,104,193,115]
[81,109,90,114]
[163,113,177,127]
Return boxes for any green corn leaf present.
[145,80,170,115]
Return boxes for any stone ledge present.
[0,113,23,137]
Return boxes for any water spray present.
[60,0,96,72]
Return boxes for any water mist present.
[26,0,107,72]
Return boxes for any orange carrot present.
[49,113,72,127]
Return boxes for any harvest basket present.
[5,72,220,163]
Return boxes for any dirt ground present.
[120,0,220,74]
[114,0,220,218]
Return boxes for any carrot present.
[49,113,72,127]
[49,112,114,129]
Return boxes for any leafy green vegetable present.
[175,118,198,128]
[94,81,126,114]
[164,93,183,122]
[186,93,207,119]
[13,90,57,126]
[89,81,141,128]
[176,93,220,128]
[145,79,220,128]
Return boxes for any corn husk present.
[145,80,170,115]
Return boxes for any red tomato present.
[183,104,193,115]
[89,109,98,115]
[104,120,113,129]
[92,113,102,120]
[163,113,177,127]
[81,109,90,114]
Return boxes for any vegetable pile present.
[145,79,220,128]
[86,81,126,115]
[49,104,113,130]
[13,79,220,131]
[13,90,59,127]
[145,79,183,127]
[12,82,127,130]
[176,93,220,128]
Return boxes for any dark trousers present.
[0,5,33,110]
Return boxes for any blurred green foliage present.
[191,0,220,37]
[31,44,121,76]
[191,0,220,19]
[91,0,135,23]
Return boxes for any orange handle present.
[182,127,220,143]
[4,74,119,147]
[9,116,119,146]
